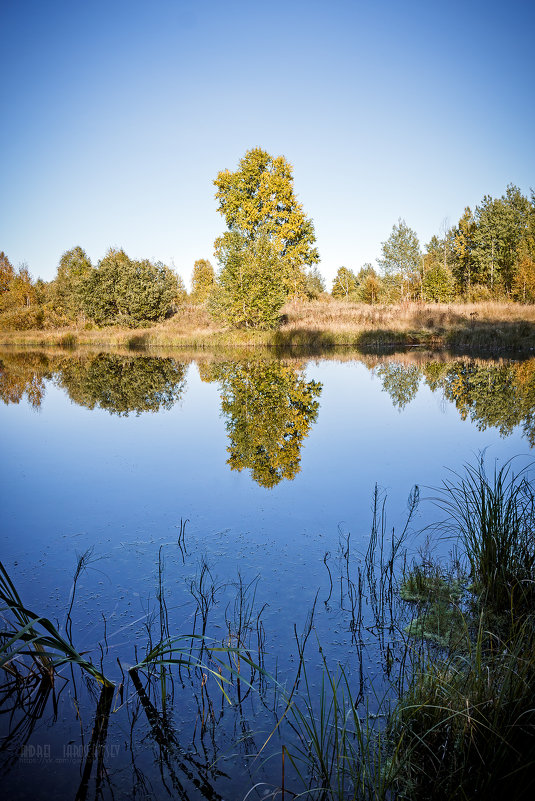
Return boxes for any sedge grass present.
[431,455,535,615]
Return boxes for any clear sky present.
[1,0,534,289]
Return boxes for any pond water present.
[1,347,534,800]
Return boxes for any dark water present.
[1,348,533,799]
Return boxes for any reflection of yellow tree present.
[202,360,322,488]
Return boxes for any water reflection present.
[376,361,421,409]
[56,353,187,416]
[0,351,51,408]
[373,357,535,445]
[0,351,187,416]
[3,348,535,467]
[200,360,322,487]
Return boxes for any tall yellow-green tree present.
[214,148,319,299]
[190,259,215,303]
[210,231,287,329]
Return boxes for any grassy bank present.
[2,299,535,352]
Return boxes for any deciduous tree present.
[0,252,15,294]
[377,219,421,301]
[190,259,215,304]
[214,148,319,298]
[211,231,287,329]
[304,266,326,299]
[331,266,358,299]
[81,249,183,326]
[52,246,93,320]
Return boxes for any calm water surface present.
[1,348,533,799]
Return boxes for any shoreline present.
[2,300,535,353]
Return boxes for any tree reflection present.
[201,360,322,488]
[376,362,421,409]
[0,352,51,408]
[374,356,535,446]
[57,354,187,415]
[423,360,535,445]
[0,351,187,416]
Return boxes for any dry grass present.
[281,299,535,330]
[276,299,535,350]
[2,299,535,351]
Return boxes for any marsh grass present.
[432,456,535,616]
[283,655,394,801]
[389,457,535,799]
[3,299,535,350]
[389,618,535,800]
[400,562,464,605]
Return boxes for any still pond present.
[1,347,533,800]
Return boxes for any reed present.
[389,617,535,800]
[0,560,114,687]
[388,456,535,799]
[432,456,535,615]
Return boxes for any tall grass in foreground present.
[285,456,535,800]
[389,616,535,800]
[0,561,114,687]
[432,456,535,615]
[388,456,535,800]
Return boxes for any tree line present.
[333,184,535,305]
[1,147,534,330]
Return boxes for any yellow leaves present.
[213,148,319,296]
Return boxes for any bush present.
[0,306,44,330]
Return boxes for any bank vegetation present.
[2,298,535,353]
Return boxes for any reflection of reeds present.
[74,685,114,801]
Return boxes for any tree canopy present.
[214,147,319,298]
[331,266,358,298]
[53,246,93,320]
[377,219,421,301]
[80,249,184,326]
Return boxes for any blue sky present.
[1,0,533,289]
